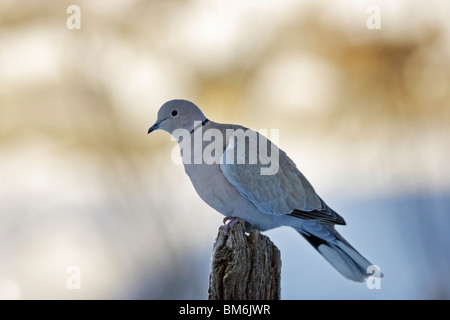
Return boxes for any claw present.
[223,216,235,224]
[223,216,240,235]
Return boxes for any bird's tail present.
[296,223,381,282]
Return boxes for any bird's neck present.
[189,118,209,134]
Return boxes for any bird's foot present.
[223,216,240,235]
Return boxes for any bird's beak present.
[148,121,161,134]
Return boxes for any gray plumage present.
[148,99,380,282]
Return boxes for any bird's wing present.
[219,128,345,224]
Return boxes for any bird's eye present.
[171,110,178,117]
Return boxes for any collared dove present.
[148,99,381,282]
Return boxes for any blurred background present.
[0,0,449,299]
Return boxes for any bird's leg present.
[223,216,240,235]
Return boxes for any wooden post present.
[208,220,281,300]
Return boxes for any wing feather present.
[219,128,345,224]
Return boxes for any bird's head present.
[148,99,207,135]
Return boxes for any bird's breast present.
[183,162,239,216]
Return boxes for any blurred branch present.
[208,220,281,300]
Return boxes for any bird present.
[148,99,381,282]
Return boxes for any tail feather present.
[316,244,366,281]
[298,224,379,282]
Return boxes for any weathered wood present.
[208,220,281,300]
